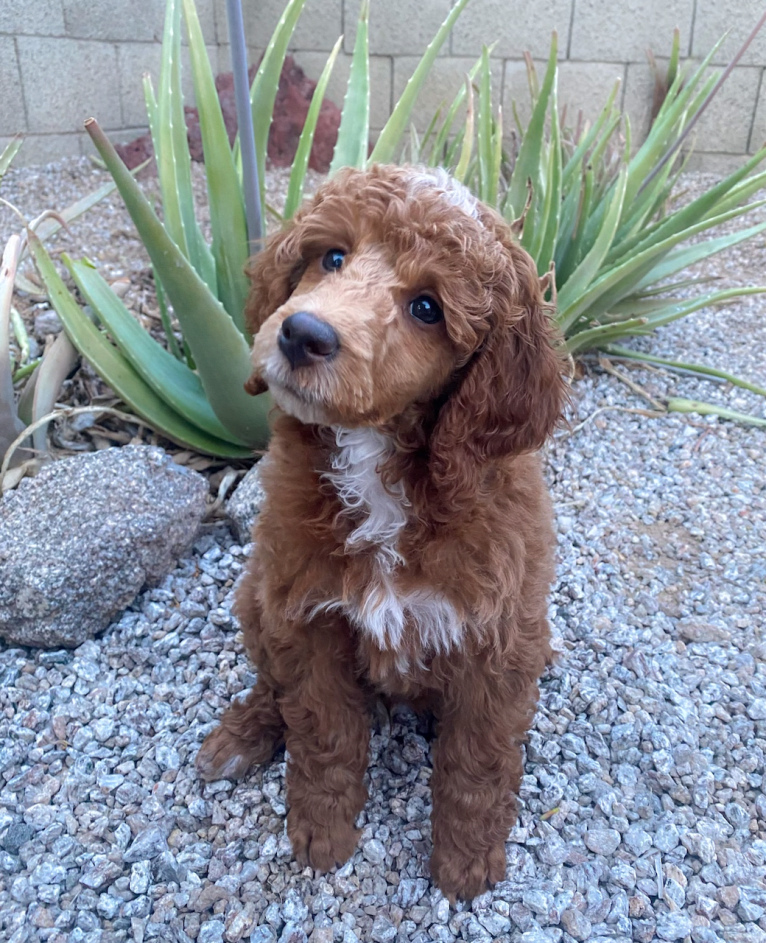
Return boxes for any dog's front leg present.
[279,623,370,871]
[430,666,540,901]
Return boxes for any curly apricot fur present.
[196,164,567,900]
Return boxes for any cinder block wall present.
[2,0,765,171]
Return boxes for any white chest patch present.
[320,427,464,654]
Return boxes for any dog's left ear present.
[430,238,567,503]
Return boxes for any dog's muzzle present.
[278,311,340,369]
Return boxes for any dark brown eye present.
[322,249,345,271]
[409,295,443,324]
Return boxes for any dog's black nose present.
[278,312,340,369]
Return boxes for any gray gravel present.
[1,160,765,941]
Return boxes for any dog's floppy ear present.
[244,222,306,336]
[429,238,567,505]
[242,220,307,395]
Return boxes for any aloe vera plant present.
[1,136,132,487]
[29,0,766,454]
[31,0,472,458]
[420,27,766,424]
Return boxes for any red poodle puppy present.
[196,164,567,900]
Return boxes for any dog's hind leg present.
[195,674,285,781]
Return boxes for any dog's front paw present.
[430,835,506,902]
[287,808,359,872]
[195,723,278,782]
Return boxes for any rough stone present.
[584,827,621,855]
[226,460,267,545]
[0,446,208,647]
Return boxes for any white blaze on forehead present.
[404,165,480,220]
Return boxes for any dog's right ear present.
[242,221,307,396]
[243,221,306,337]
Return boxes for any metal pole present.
[226,0,264,247]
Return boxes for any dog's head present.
[246,164,567,481]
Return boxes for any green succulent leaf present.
[667,397,766,427]
[249,0,309,206]
[371,0,472,164]
[0,136,23,179]
[65,255,250,446]
[508,30,557,228]
[182,0,249,334]
[85,118,270,448]
[28,231,254,458]
[285,37,343,217]
[330,3,370,174]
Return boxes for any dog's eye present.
[409,295,443,324]
[322,249,346,272]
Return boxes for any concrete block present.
[0,37,26,136]
[451,0,572,61]
[17,36,122,134]
[214,0,342,53]
[683,151,755,174]
[10,132,82,167]
[117,41,218,128]
[691,65,759,154]
[62,0,216,44]
[570,0,694,63]
[0,0,65,37]
[391,56,502,141]
[344,0,451,57]
[62,0,163,42]
[297,52,392,131]
[692,0,766,66]
[749,80,766,154]
[504,60,624,134]
[622,60,665,149]
[557,61,625,125]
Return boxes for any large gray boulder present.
[0,445,208,648]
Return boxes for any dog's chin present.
[268,379,333,426]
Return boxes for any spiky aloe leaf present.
[29,231,253,458]
[0,137,23,179]
[182,0,249,333]
[429,57,483,167]
[556,166,628,319]
[0,235,25,462]
[560,206,766,333]
[370,0,472,164]
[249,0,309,205]
[604,345,766,397]
[85,118,269,448]
[66,256,250,446]
[454,76,475,184]
[285,37,343,217]
[28,331,79,456]
[476,47,493,204]
[330,2,369,174]
[567,286,766,352]
[667,397,766,427]
[507,31,557,226]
